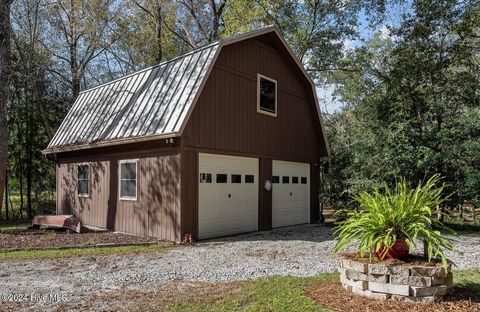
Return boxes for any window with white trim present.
[257,74,277,116]
[77,164,89,197]
[120,160,138,200]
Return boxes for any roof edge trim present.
[43,132,179,155]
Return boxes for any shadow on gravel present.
[198,224,335,244]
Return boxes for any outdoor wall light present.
[264,179,272,191]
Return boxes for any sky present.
[318,2,412,113]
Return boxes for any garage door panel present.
[198,153,258,239]
[272,160,310,228]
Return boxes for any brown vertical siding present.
[183,38,322,163]
[56,147,181,241]
[310,163,320,222]
[181,150,198,239]
[181,36,323,235]
[258,158,272,230]
[57,161,110,228]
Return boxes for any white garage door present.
[272,160,310,228]
[198,153,258,239]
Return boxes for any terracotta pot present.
[375,239,409,260]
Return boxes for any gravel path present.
[1,224,479,309]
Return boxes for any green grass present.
[0,222,30,233]
[0,243,174,261]
[165,274,338,312]
[163,270,480,312]
[454,269,480,291]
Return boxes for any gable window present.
[77,164,89,197]
[257,74,277,116]
[120,160,138,200]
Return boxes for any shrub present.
[333,175,457,267]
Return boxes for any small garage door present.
[198,153,258,239]
[272,160,310,228]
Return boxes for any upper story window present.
[77,164,90,197]
[257,74,277,117]
[120,160,138,201]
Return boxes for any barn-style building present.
[44,26,330,241]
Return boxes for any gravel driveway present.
[1,224,479,309]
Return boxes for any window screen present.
[231,174,241,183]
[77,164,89,196]
[216,174,227,183]
[120,161,137,199]
[258,75,277,114]
[282,176,290,184]
[245,175,254,183]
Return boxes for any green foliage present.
[334,175,457,267]
[323,0,480,209]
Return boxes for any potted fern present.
[334,175,456,267]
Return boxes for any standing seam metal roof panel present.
[46,43,220,151]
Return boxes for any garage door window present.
[77,164,89,197]
[282,176,290,184]
[301,177,307,184]
[257,74,277,117]
[120,160,138,200]
[232,174,241,183]
[272,176,279,183]
[292,177,299,184]
[200,173,212,183]
[245,175,254,183]
[216,174,227,183]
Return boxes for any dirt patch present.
[307,282,480,312]
[0,231,163,250]
[1,280,243,312]
[81,280,243,311]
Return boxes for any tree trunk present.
[0,0,13,221]
[155,5,162,64]
[26,108,33,219]
[5,170,8,220]
[18,166,24,220]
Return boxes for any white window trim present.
[119,159,139,201]
[77,163,90,198]
[257,73,277,117]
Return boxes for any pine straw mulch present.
[307,282,480,312]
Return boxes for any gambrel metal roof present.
[44,26,330,155]
[46,42,219,153]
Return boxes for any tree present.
[0,0,14,220]
[44,0,117,97]
[177,0,227,46]
[325,0,480,208]
[109,0,182,70]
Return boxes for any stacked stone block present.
[337,256,453,303]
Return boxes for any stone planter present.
[337,254,453,303]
